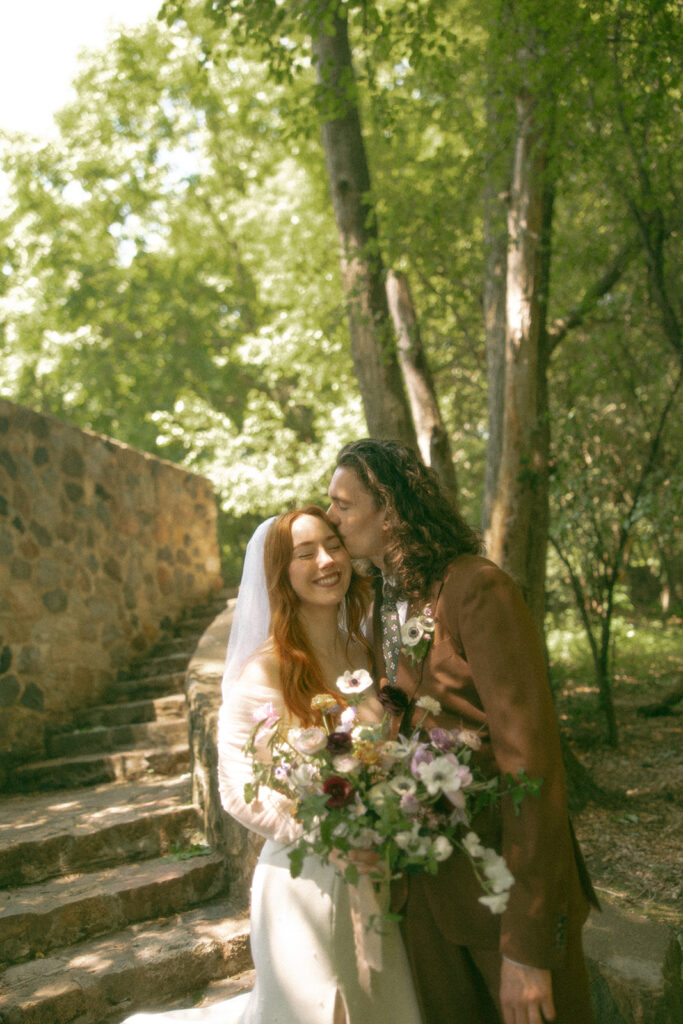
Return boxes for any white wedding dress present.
[123,671,422,1024]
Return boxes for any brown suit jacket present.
[374,554,598,969]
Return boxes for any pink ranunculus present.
[291,727,328,756]
[457,729,483,751]
[332,754,360,773]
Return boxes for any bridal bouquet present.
[244,671,537,919]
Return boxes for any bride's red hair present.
[263,506,373,726]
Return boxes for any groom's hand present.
[499,959,555,1024]
[329,848,383,878]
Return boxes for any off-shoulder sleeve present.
[217,672,302,846]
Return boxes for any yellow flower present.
[311,693,339,713]
[354,740,380,765]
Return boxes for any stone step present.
[583,901,683,1024]
[147,636,196,657]
[120,653,192,682]
[47,718,189,758]
[7,744,190,794]
[0,851,226,966]
[0,776,199,888]
[173,610,228,638]
[157,968,256,1015]
[76,694,187,729]
[0,898,251,1024]
[177,594,232,623]
[104,671,187,703]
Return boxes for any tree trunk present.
[486,89,550,628]
[482,188,508,537]
[312,5,417,448]
[561,736,616,813]
[598,613,620,746]
[385,270,458,497]
[481,88,510,537]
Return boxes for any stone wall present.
[184,601,262,905]
[0,399,223,780]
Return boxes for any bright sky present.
[0,0,164,138]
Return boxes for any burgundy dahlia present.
[378,684,411,716]
[326,730,353,755]
[322,775,355,808]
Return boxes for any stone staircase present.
[0,596,254,1024]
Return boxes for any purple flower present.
[429,727,458,753]
[326,730,353,755]
[378,684,411,716]
[400,792,421,815]
[410,743,435,777]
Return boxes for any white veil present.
[221,516,276,700]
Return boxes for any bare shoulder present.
[238,640,281,692]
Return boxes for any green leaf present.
[288,844,305,879]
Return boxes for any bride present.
[123,507,421,1024]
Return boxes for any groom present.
[328,439,598,1024]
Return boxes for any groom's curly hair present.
[336,439,481,601]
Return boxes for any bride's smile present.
[288,514,351,606]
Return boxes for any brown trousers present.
[400,889,595,1024]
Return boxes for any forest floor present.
[556,656,682,934]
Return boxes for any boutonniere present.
[400,605,435,665]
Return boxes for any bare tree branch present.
[547,236,639,354]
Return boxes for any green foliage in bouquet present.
[244,670,542,919]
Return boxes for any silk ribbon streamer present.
[348,873,387,995]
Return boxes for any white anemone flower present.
[401,617,425,647]
[389,775,418,797]
[417,756,468,796]
[336,668,374,695]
